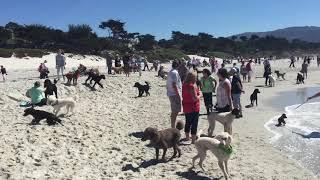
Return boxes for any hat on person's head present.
[34,81,41,88]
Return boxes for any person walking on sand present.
[215,68,233,112]
[246,60,253,82]
[240,61,247,82]
[56,49,66,81]
[301,60,309,79]
[317,56,320,67]
[231,71,244,118]
[143,58,150,71]
[105,52,113,75]
[264,64,272,86]
[1,65,7,82]
[182,72,201,144]
[167,61,182,128]
[289,56,295,68]
[200,69,217,114]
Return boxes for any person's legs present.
[57,67,61,80]
[184,113,192,140]
[60,67,65,81]
[169,95,181,128]
[190,112,199,143]
[2,74,5,82]
[265,76,269,86]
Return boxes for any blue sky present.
[1,0,320,39]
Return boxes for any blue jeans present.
[56,66,65,80]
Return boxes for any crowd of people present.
[166,59,246,144]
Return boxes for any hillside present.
[233,26,320,42]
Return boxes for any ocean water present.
[265,88,320,177]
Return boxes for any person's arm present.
[212,78,217,92]
[172,73,180,97]
[308,92,320,101]
[224,82,233,109]
[54,86,58,99]
[172,82,179,97]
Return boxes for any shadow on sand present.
[176,168,220,180]
[293,131,320,139]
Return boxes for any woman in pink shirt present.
[182,72,201,143]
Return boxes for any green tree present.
[135,34,157,51]
[99,19,126,39]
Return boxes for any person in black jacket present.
[231,73,244,118]
[1,65,7,82]
[264,64,272,86]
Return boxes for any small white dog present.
[47,95,76,116]
[207,109,240,136]
[192,132,233,180]
[268,74,276,87]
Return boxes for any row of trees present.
[1,19,320,59]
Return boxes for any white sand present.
[0,54,318,179]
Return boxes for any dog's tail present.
[145,81,150,87]
[53,79,58,84]
[176,120,184,130]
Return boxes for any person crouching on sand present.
[1,65,7,82]
[26,81,46,106]
[182,72,201,144]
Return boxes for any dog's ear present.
[225,135,232,146]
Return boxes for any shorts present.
[216,105,231,113]
[232,93,241,109]
[169,95,181,113]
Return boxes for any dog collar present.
[218,144,233,155]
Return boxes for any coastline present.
[0,55,318,179]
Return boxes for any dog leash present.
[295,100,308,110]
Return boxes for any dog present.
[44,79,58,99]
[141,121,183,161]
[250,89,260,106]
[276,114,287,127]
[23,108,63,126]
[296,72,305,84]
[91,75,106,89]
[112,67,124,74]
[47,96,76,116]
[133,82,150,97]
[65,70,80,85]
[85,70,105,89]
[274,70,286,80]
[192,132,233,180]
[85,68,99,84]
[207,109,240,136]
[268,74,276,87]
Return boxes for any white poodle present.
[207,109,240,136]
[47,95,76,116]
[192,132,233,180]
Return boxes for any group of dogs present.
[267,70,305,87]
[141,109,240,179]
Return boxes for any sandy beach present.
[0,55,318,179]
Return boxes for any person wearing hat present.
[26,81,46,106]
